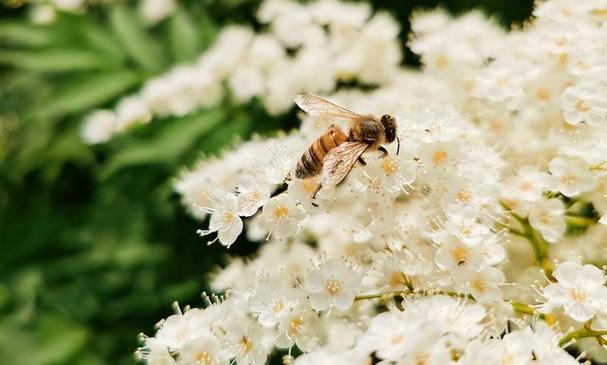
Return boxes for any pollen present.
[472,278,487,293]
[435,55,449,70]
[390,334,405,345]
[535,87,551,101]
[456,189,472,203]
[325,279,342,296]
[289,316,304,335]
[273,205,289,218]
[452,246,470,265]
[195,351,212,365]
[432,150,448,166]
[539,211,551,225]
[518,181,533,191]
[415,353,430,365]
[382,157,398,176]
[241,336,253,353]
[570,289,587,302]
[561,174,576,186]
[273,299,285,313]
[575,99,590,112]
[224,211,235,224]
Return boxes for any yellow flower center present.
[224,211,235,224]
[415,353,430,365]
[241,336,253,353]
[456,189,472,203]
[390,334,405,345]
[432,150,448,166]
[289,316,304,335]
[325,279,342,296]
[273,205,289,218]
[472,278,487,293]
[452,246,470,265]
[570,289,587,302]
[536,87,551,101]
[273,300,284,313]
[382,157,398,176]
[575,99,590,112]
[435,55,449,70]
[195,351,212,365]
[561,174,576,186]
[539,211,551,225]
[518,181,533,191]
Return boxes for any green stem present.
[500,202,553,276]
[559,321,607,347]
[564,215,597,227]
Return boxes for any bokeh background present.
[0,1,532,364]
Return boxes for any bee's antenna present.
[396,137,400,156]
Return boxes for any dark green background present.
[0,1,532,364]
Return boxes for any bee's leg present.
[378,146,388,158]
[311,183,322,200]
[357,156,367,166]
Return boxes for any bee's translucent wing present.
[321,141,369,188]
[295,93,361,121]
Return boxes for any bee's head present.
[380,114,397,143]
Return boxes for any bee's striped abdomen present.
[296,126,347,179]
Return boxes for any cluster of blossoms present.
[81,0,401,144]
[26,0,175,24]
[139,0,607,364]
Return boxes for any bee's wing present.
[295,93,361,122]
[321,141,369,188]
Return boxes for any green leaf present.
[0,48,119,73]
[31,70,143,119]
[110,4,166,72]
[100,109,224,179]
[168,8,201,63]
[0,22,57,47]
[79,20,126,62]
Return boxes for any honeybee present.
[294,93,400,198]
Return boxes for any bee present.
[294,93,400,198]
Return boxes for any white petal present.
[218,216,243,247]
[309,292,330,311]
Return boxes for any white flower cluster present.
[141,0,607,364]
[81,0,401,144]
[28,0,175,24]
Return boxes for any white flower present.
[528,198,566,244]
[458,266,505,303]
[360,311,422,361]
[249,276,299,327]
[236,176,271,217]
[305,260,361,311]
[561,78,607,126]
[548,156,597,197]
[256,194,305,239]
[139,0,176,24]
[275,307,323,352]
[196,190,244,247]
[81,110,117,144]
[540,261,607,322]
[223,318,269,365]
[115,96,152,131]
[177,334,230,365]
[434,235,483,271]
[228,64,265,103]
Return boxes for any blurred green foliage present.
[0,1,532,364]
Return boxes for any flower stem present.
[500,202,553,277]
[559,321,607,347]
[564,214,596,227]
